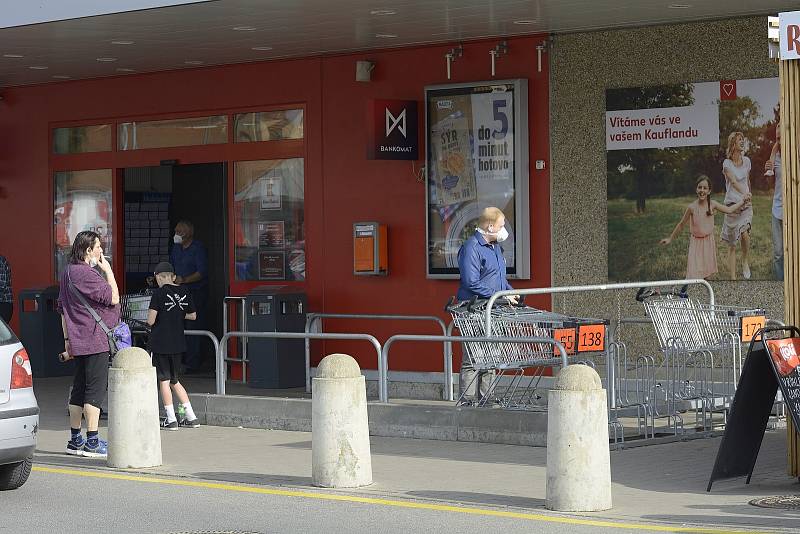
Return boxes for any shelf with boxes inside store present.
[124,193,172,279]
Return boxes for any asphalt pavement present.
[17,377,800,533]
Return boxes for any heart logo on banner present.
[722,83,735,97]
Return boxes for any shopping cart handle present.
[635,287,655,302]
[444,296,457,312]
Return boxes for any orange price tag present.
[577,324,605,352]
[740,315,766,343]
[553,328,577,355]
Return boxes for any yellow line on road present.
[33,466,764,533]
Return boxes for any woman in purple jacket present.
[58,231,119,459]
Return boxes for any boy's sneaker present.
[160,418,178,431]
[66,434,85,456]
[82,438,108,459]
[179,418,200,428]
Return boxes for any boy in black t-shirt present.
[146,262,200,430]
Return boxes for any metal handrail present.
[184,329,222,393]
[381,334,569,403]
[304,313,451,399]
[128,328,222,394]
[484,279,716,337]
[219,331,385,401]
[223,296,248,382]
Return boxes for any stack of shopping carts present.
[619,293,766,437]
[448,298,607,410]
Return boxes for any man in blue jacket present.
[456,207,518,405]
[170,220,208,372]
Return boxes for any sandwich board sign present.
[707,326,800,491]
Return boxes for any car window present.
[0,319,18,345]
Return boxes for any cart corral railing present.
[304,313,450,399]
[380,335,570,403]
[219,331,383,398]
[484,279,715,338]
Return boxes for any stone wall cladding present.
[550,16,783,346]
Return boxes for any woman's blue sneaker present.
[82,438,108,458]
[66,434,85,456]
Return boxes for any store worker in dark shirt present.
[146,262,200,430]
[170,220,208,372]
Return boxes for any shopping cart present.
[639,291,766,434]
[121,291,152,347]
[448,297,607,410]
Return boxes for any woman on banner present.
[719,131,753,280]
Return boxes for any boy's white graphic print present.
[165,293,189,312]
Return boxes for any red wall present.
[0,35,551,373]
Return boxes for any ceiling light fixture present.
[232,25,256,31]
[668,3,692,8]
[96,57,118,62]
[370,9,396,16]
[252,46,273,51]
[513,20,537,25]
[116,67,136,72]
[28,65,48,70]
[111,40,135,45]
[2,53,24,58]
[375,33,397,38]
[184,60,204,65]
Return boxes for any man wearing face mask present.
[456,207,518,406]
[170,220,208,372]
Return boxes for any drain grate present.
[749,495,800,510]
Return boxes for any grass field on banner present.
[608,192,776,282]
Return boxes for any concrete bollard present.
[546,364,612,512]
[312,353,372,488]
[107,347,162,468]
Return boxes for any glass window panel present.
[52,125,112,154]
[54,169,114,279]
[233,159,305,281]
[118,115,227,150]
[234,110,304,142]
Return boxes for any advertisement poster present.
[606,77,780,281]
[260,173,282,210]
[233,158,305,282]
[258,251,286,280]
[258,221,285,248]
[426,80,529,278]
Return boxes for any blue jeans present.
[773,215,784,281]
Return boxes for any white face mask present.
[477,225,509,243]
[173,234,183,245]
[496,226,509,243]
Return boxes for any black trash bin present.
[245,286,307,389]
[18,286,73,378]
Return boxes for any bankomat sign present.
[367,99,419,160]
[780,11,800,60]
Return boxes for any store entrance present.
[122,162,227,374]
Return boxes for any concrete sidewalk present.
[31,379,800,532]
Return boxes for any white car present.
[0,319,38,490]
